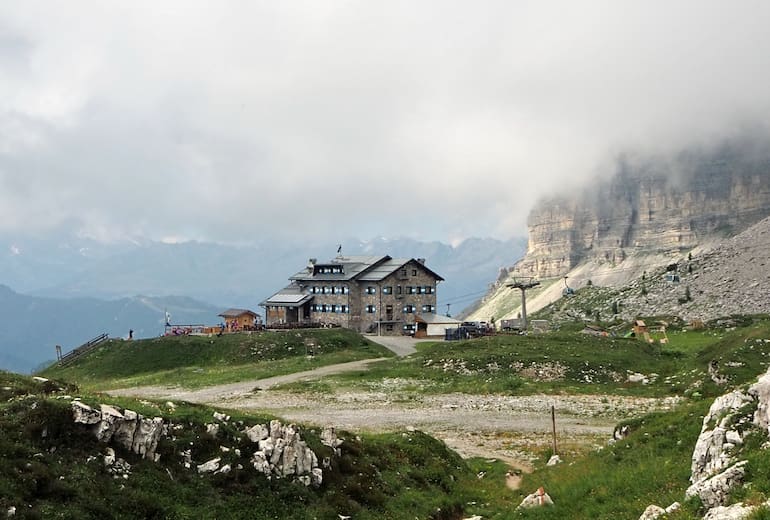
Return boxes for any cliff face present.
[514,145,770,279]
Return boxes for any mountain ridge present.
[468,141,770,323]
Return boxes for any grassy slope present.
[0,372,514,519]
[23,319,770,518]
[39,329,393,391]
[293,319,770,398]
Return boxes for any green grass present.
[280,318,770,399]
[511,400,710,519]
[0,371,512,519]
[38,329,393,390]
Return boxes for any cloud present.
[1,1,770,244]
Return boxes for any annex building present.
[260,255,444,335]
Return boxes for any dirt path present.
[109,357,389,402]
[109,360,678,467]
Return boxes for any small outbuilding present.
[218,309,261,332]
[414,313,462,338]
[632,320,647,336]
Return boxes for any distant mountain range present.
[0,233,526,373]
[0,285,221,373]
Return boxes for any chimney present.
[417,258,426,265]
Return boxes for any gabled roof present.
[357,258,445,282]
[219,308,258,318]
[289,255,392,282]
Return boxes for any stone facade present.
[261,256,443,335]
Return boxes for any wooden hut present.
[218,309,261,332]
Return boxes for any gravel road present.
[108,357,678,465]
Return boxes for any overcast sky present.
[1,1,769,246]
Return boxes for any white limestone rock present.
[131,417,164,461]
[750,367,770,433]
[686,461,747,509]
[71,401,101,425]
[639,504,665,520]
[251,451,270,475]
[691,390,753,483]
[197,457,221,474]
[703,502,756,520]
[311,467,323,487]
[243,424,269,443]
[104,447,116,467]
[546,455,561,466]
[517,487,554,509]
[213,412,230,423]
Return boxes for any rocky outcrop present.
[244,420,323,486]
[73,402,328,487]
[72,401,165,462]
[639,366,770,519]
[689,391,753,485]
[468,143,770,322]
[516,147,770,280]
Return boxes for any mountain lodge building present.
[260,255,444,335]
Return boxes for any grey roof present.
[219,308,258,318]
[289,255,391,282]
[358,258,445,282]
[260,284,314,307]
[285,254,444,284]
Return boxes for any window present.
[397,285,402,294]
[382,286,392,295]
[421,305,435,313]
[425,286,434,294]
[365,305,376,313]
[334,305,343,313]
[406,286,415,294]
[412,269,417,276]
[400,268,407,277]
[385,324,393,332]
[310,304,317,312]
[332,266,343,274]
[341,305,349,313]
[403,305,415,313]
[341,286,349,294]
[366,286,376,294]
[311,286,319,294]
[322,286,331,294]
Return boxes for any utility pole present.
[445,303,452,317]
[506,277,541,331]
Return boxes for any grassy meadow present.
[21,316,770,518]
[39,328,392,391]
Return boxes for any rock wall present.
[515,146,770,280]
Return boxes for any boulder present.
[243,424,269,443]
[639,505,665,520]
[686,461,747,508]
[71,401,101,425]
[702,502,756,520]
[518,487,554,508]
[197,457,221,474]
